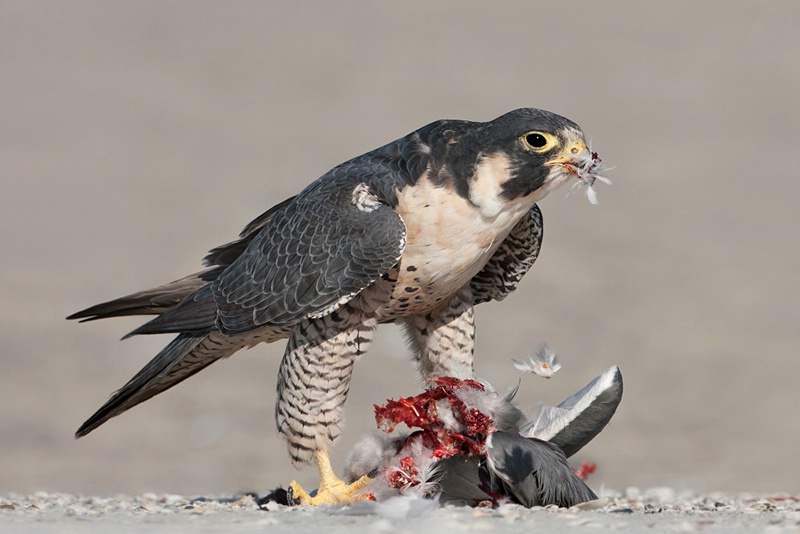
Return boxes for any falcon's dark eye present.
[526,133,547,148]
[520,130,557,153]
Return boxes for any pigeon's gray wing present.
[130,175,406,337]
[521,366,623,458]
[486,431,597,508]
[436,456,495,506]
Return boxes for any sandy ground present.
[2,0,800,511]
[2,490,800,533]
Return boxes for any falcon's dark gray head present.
[438,108,607,215]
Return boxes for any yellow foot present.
[287,449,374,506]
[288,474,373,506]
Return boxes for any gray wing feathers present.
[486,431,596,508]
[202,196,297,267]
[127,180,404,337]
[76,332,240,437]
[524,366,624,458]
[213,179,405,334]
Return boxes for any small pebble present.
[624,487,641,499]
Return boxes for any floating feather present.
[513,345,561,378]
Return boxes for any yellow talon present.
[288,450,374,506]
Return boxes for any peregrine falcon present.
[69,108,606,505]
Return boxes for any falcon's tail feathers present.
[66,198,298,324]
[75,332,240,438]
[66,268,223,323]
[122,285,218,338]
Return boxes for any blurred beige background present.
[2,1,798,497]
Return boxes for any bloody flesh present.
[374,377,495,488]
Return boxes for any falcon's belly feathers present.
[69,108,607,505]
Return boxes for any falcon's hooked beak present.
[545,138,590,168]
[544,137,610,205]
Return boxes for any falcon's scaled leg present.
[400,287,476,378]
[276,305,377,505]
